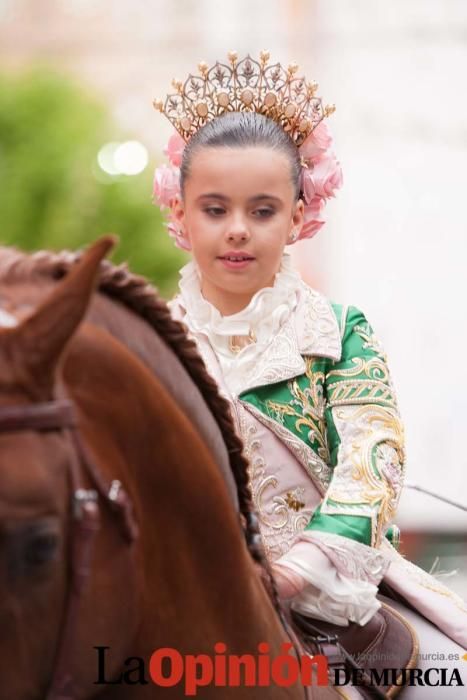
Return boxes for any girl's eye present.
[204,206,226,217]
[253,208,275,218]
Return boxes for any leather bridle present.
[0,398,139,700]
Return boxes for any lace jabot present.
[175,253,303,395]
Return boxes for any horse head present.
[0,237,138,700]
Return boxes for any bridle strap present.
[47,446,101,700]
[0,400,76,433]
[0,398,139,700]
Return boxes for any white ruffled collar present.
[177,253,302,354]
[172,253,342,396]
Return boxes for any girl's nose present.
[226,230,250,243]
[225,220,251,244]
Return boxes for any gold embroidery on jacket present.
[353,323,388,360]
[236,409,312,560]
[285,491,306,511]
[240,400,331,492]
[322,404,405,547]
[327,356,389,382]
[265,357,330,464]
[326,357,397,409]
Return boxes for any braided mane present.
[0,246,281,607]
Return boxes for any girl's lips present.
[218,257,255,270]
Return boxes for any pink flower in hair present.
[152,164,181,208]
[301,155,343,203]
[299,121,333,160]
[294,121,343,242]
[164,132,186,167]
[300,196,326,240]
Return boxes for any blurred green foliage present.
[0,69,188,298]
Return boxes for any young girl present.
[153,52,466,685]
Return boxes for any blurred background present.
[0,0,466,594]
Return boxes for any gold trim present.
[353,323,387,361]
[240,399,331,493]
[228,330,256,354]
[266,357,330,463]
[327,378,396,408]
[326,357,390,383]
[324,404,405,547]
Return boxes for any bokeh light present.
[114,140,148,175]
[97,140,148,177]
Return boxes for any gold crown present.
[153,50,335,146]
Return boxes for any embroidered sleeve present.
[306,306,405,548]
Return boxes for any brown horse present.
[0,239,340,700]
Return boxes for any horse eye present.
[24,532,59,568]
[6,520,61,579]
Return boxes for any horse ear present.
[3,235,116,399]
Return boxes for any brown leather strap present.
[46,493,101,700]
[67,427,139,544]
[0,400,76,433]
[291,611,388,699]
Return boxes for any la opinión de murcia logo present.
[95,643,328,695]
[94,645,464,696]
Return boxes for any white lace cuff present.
[276,540,381,626]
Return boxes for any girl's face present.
[173,146,304,315]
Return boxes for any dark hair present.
[180,112,302,199]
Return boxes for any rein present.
[0,398,139,700]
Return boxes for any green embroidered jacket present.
[239,303,404,550]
